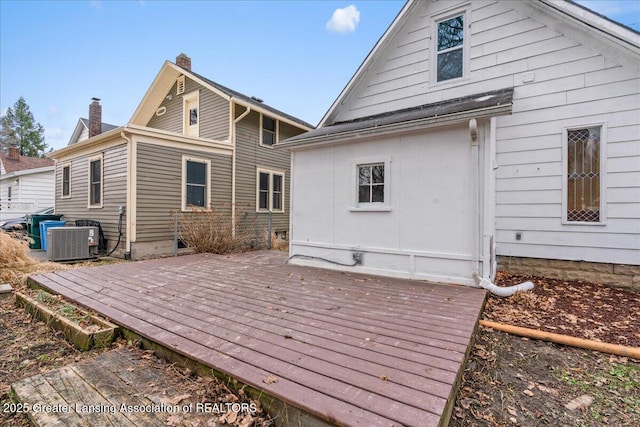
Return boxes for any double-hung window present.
[182,156,210,210]
[88,154,102,208]
[564,125,605,223]
[436,14,465,82]
[261,115,277,147]
[257,169,284,212]
[62,164,71,198]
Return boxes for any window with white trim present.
[436,14,464,82]
[182,156,210,210]
[257,169,284,212]
[183,91,199,137]
[358,163,385,203]
[351,157,391,211]
[565,125,604,223]
[261,115,277,146]
[62,164,71,197]
[88,155,102,208]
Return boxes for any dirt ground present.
[1,246,638,427]
[451,273,640,427]
[0,295,272,427]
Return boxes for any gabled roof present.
[0,152,54,174]
[130,60,313,131]
[279,88,514,149]
[318,0,640,127]
[68,117,119,146]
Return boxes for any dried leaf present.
[263,375,279,384]
[523,389,534,397]
[168,393,191,405]
[166,414,182,426]
[565,394,593,411]
[239,414,254,427]
[225,411,237,424]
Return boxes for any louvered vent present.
[176,75,185,95]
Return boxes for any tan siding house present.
[50,54,311,259]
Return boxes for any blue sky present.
[1,0,638,151]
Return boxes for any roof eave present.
[49,126,125,159]
[0,165,55,180]
[230,97,314,131]
[277,103,512,150]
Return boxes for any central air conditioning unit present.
[47,227,90,261]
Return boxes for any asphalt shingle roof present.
[0,152,54,174]
[282,88,514,144]
[186,68,314,130]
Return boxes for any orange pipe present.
[479,319,640,360]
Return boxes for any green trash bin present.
[27,214,63,249]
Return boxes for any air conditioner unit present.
[46,227,90,261]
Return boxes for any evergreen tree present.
[0,97,48,157]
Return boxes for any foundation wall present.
[497,256,640,291]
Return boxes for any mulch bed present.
[487,272,640,347]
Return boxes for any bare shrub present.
[0,229,37,268]
[0,230,76,288]
[269,231,289,252]
[176,206,264,254]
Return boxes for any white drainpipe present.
[469,119,534,297]
[231,105,251,230]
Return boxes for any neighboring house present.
[0,146,54,220]
[279,0,640,287]
[50,54,312,259]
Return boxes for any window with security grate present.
[567,127,600,222]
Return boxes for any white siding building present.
[0,147,55,220]
[279,0,640,288]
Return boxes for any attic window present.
[436,15,464,82]
[261,115,277,147]
[176,75,185,95]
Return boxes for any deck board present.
[29,250,486,426]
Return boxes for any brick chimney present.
[89,97,102,138]
[8,145,20,159]
[176,53,191,71]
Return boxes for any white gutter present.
[278,104,512,150]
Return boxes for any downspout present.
[232,105,251,230]
[121,131,132,256]
[470,119,481,279]
[469,119,533,297]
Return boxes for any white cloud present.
[48,106,58,118]
[326,5,360,34]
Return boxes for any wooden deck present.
[29,251,486,427]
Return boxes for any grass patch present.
[554,358,640,422]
